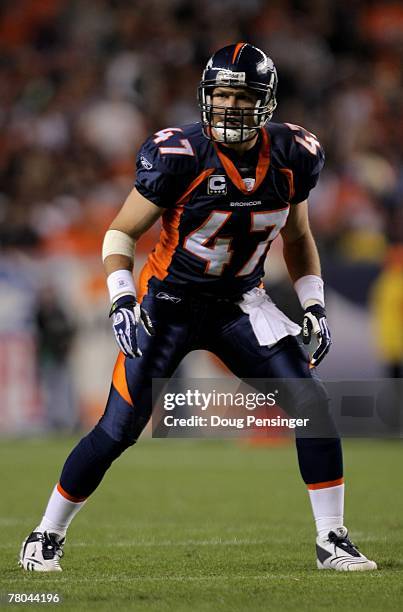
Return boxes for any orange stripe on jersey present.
[137,261,153,304]
[137,168,215,300]
[214,128,270,195]
[57,482,87,503]
[112,351,133,407]
[138,262,153,303]
[307,477,344,490]
[232,42,246,64]
[176,168,215,205]
[279,168,295,201]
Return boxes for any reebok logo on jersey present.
[156,292,181,303]
[140,155,153,170]
[208,175,227,195]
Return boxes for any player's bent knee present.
[91,424,130,458]
[59,425,130,498]
[98,385,151,446]
[283,377,339,438]
[299,378,330,413]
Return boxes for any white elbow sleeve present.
[102,229,135,263]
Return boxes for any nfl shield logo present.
[242,178,255,192]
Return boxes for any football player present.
[20,43,377,572]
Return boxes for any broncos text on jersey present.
[135,122,324,299]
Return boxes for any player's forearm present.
[283,232,325,308]
[103,253,134,276]
[283,230,321,283]
[102,229,137,302]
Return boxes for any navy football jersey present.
[135,122,324,298]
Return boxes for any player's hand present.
[109,295,154,358]
[302,304,331,367]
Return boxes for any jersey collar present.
[214,128,270,195]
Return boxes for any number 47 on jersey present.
[184,207,289,276]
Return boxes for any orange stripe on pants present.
[307,477,344,490]
[57,482,87,503]
[112,352,133,407]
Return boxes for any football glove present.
[302,304,331,367]
[109,295,154,358]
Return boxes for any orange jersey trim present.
[232,42,246,64]
[57,482,87,503]
[307,477,344,491]
[112,351,133,407]
[214,128,270,195]
[176,168,215,205]
[138,168,215,301]
[279,168,295,201]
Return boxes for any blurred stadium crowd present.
[1,0,403,252]
[0,0,402,431]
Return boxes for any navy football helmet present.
[198,43,278,144]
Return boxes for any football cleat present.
[316,526,377,571]
[19,531,65,572]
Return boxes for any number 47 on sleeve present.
[153,128,195,156]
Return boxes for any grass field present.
[1,437,402,611]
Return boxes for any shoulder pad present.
[135,126,200,208]
[140,124,200,174]
[267,122,325,204]
[283,122,324,165]
[268,122,324,160]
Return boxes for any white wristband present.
[294,275,325,309]
[107,270,136,303]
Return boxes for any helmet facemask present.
[198,82,277,144]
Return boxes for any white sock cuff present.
[308,483,345,538]
[38,484,86,537]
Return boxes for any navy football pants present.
[60,281,342,499]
